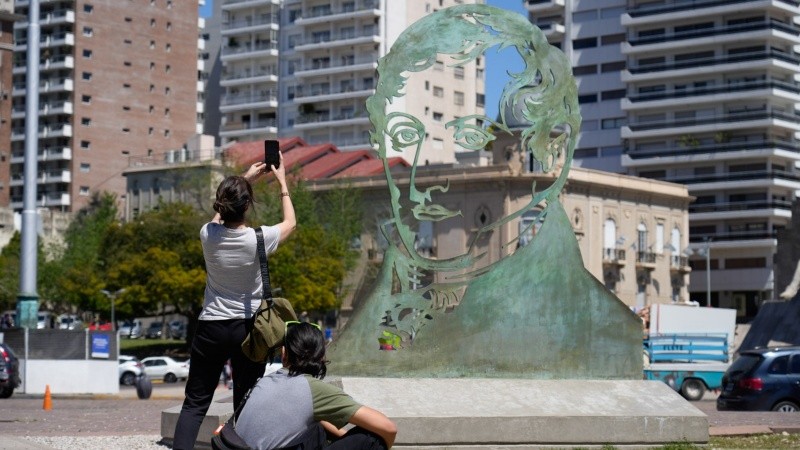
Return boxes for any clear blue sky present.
[199,0,528,119]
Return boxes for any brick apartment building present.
[8,0,204,212]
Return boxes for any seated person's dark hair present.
[285,322,327,379]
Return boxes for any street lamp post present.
[100,289,125,331]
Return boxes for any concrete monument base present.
[161,379,707,449]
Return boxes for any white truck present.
[643,303,738,401]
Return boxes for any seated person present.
[236,322,397,449]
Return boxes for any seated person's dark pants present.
[281,423,388,450]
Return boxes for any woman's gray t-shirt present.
[199,224,280,320]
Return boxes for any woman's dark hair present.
[213,176,254,223]
[285,323,327,379]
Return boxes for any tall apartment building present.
[10,0,205,213]
[526,0,800,317]
[0,9,17,208]
[215,0,485,164]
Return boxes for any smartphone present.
[264,139,280,169]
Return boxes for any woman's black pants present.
[173,318,266,450]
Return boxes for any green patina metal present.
[328,4,642,379]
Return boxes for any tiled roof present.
[223,138,409,180]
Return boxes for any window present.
[637,222,648,254]
[79,186,90,196]
[425,81,430,90]
[83,4,94,13]
[434,60,444,71]
[573,10,597,21]
[124,39,132,45]
[433,86,444,97]
[165,86,171,95]
[603,218,617,249]
[601,33,625,45]
[80,163,90,172]
[124,61,132,67]
[166,22,172,31]
[726,258,766,269]
[476,93,485,107]
[602,89,626,101]
[80,140,90,149]
[601,117,626,129]
[454,66,464,79]
[601,61,625,72]
[454,91,464,106]
[578,94,597,104]
[122,127,130,133]
[122,106,130,111]
[150,62,155,70]
[149,84,155,93]
[82,49,93,58]
[150,18,156,27]
[148,127,154,135]
[81,117,91,126]
[165,64,171,73]
[150,40,155,49]
[149,105,154,113]
[573,65,596,75]
[573,37,597,49]
[574,148,598,158]
[123,83,131,89]
[656,223,664,254]
[432,112,444,122]
[81,95,91,103]
[164,129,171,137]
[124,17,132,23]
[166,43,171,52]
[83,27,93,37]
[164,108,170,117]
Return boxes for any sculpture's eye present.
[388,120,424,149]
[446,116,496,151]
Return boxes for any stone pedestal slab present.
[161,379,707,449]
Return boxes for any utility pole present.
[16,0,41,329]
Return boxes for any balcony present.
[688,267,772,292]
[14,100,74,119]
[14,77,74,98]
[689,199,792,214]
[625,49,800,77]
[526,0,566,13]
[10,169,71,187]
[295,0,381,26]
[636,251,657,270]
[10,146,72,164]
[220,41,278,61]
[664,169,800,185]
[293,110,370,129]
[219,91,277,112]
[10,192,71,210]
[689,229,778,243]
[221,13,278,35]
[15,8,75,29]
[14,55,75,75]
[294,56,377,78]
[623,80,800,108]
[626,19,800,50]
[11,123,73,141]
[294,29,380,52]
[220,66,278,86]
[602,248,627,266]
[14,31,75,51]
[622,110,800,139]
[219,119,277,139]
[626,0,800,19]
[221,0,279,10]
[538,22,566,39]
[670,255,691,273]
[623,139,800,162]
[293,84,375,103]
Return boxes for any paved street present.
[0,383,798,446]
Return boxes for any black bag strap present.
[253,227,274,306]
[229,375,262,427]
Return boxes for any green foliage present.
[0,231,53,313]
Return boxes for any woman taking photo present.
[173,152,296,450]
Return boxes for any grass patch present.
[120,338,189,359]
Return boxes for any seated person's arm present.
[348,406,397,448]
[320,420,345,439]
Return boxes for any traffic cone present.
[43,384,52,411]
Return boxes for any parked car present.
[169,320,187,339]
[58,314,84,330]
[118,355,144,386]
[0,342,20,398]
[36,311,54,329]
[141,356,189,383]
[146,322,164,339]
[717,346,800,412]
[119,320,143,339]
[88,320,113,331]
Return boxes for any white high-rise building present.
[214,0,485,164]
[526,0,800,317]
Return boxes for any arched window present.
[671,227,681,253]
[637,222,648,253]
